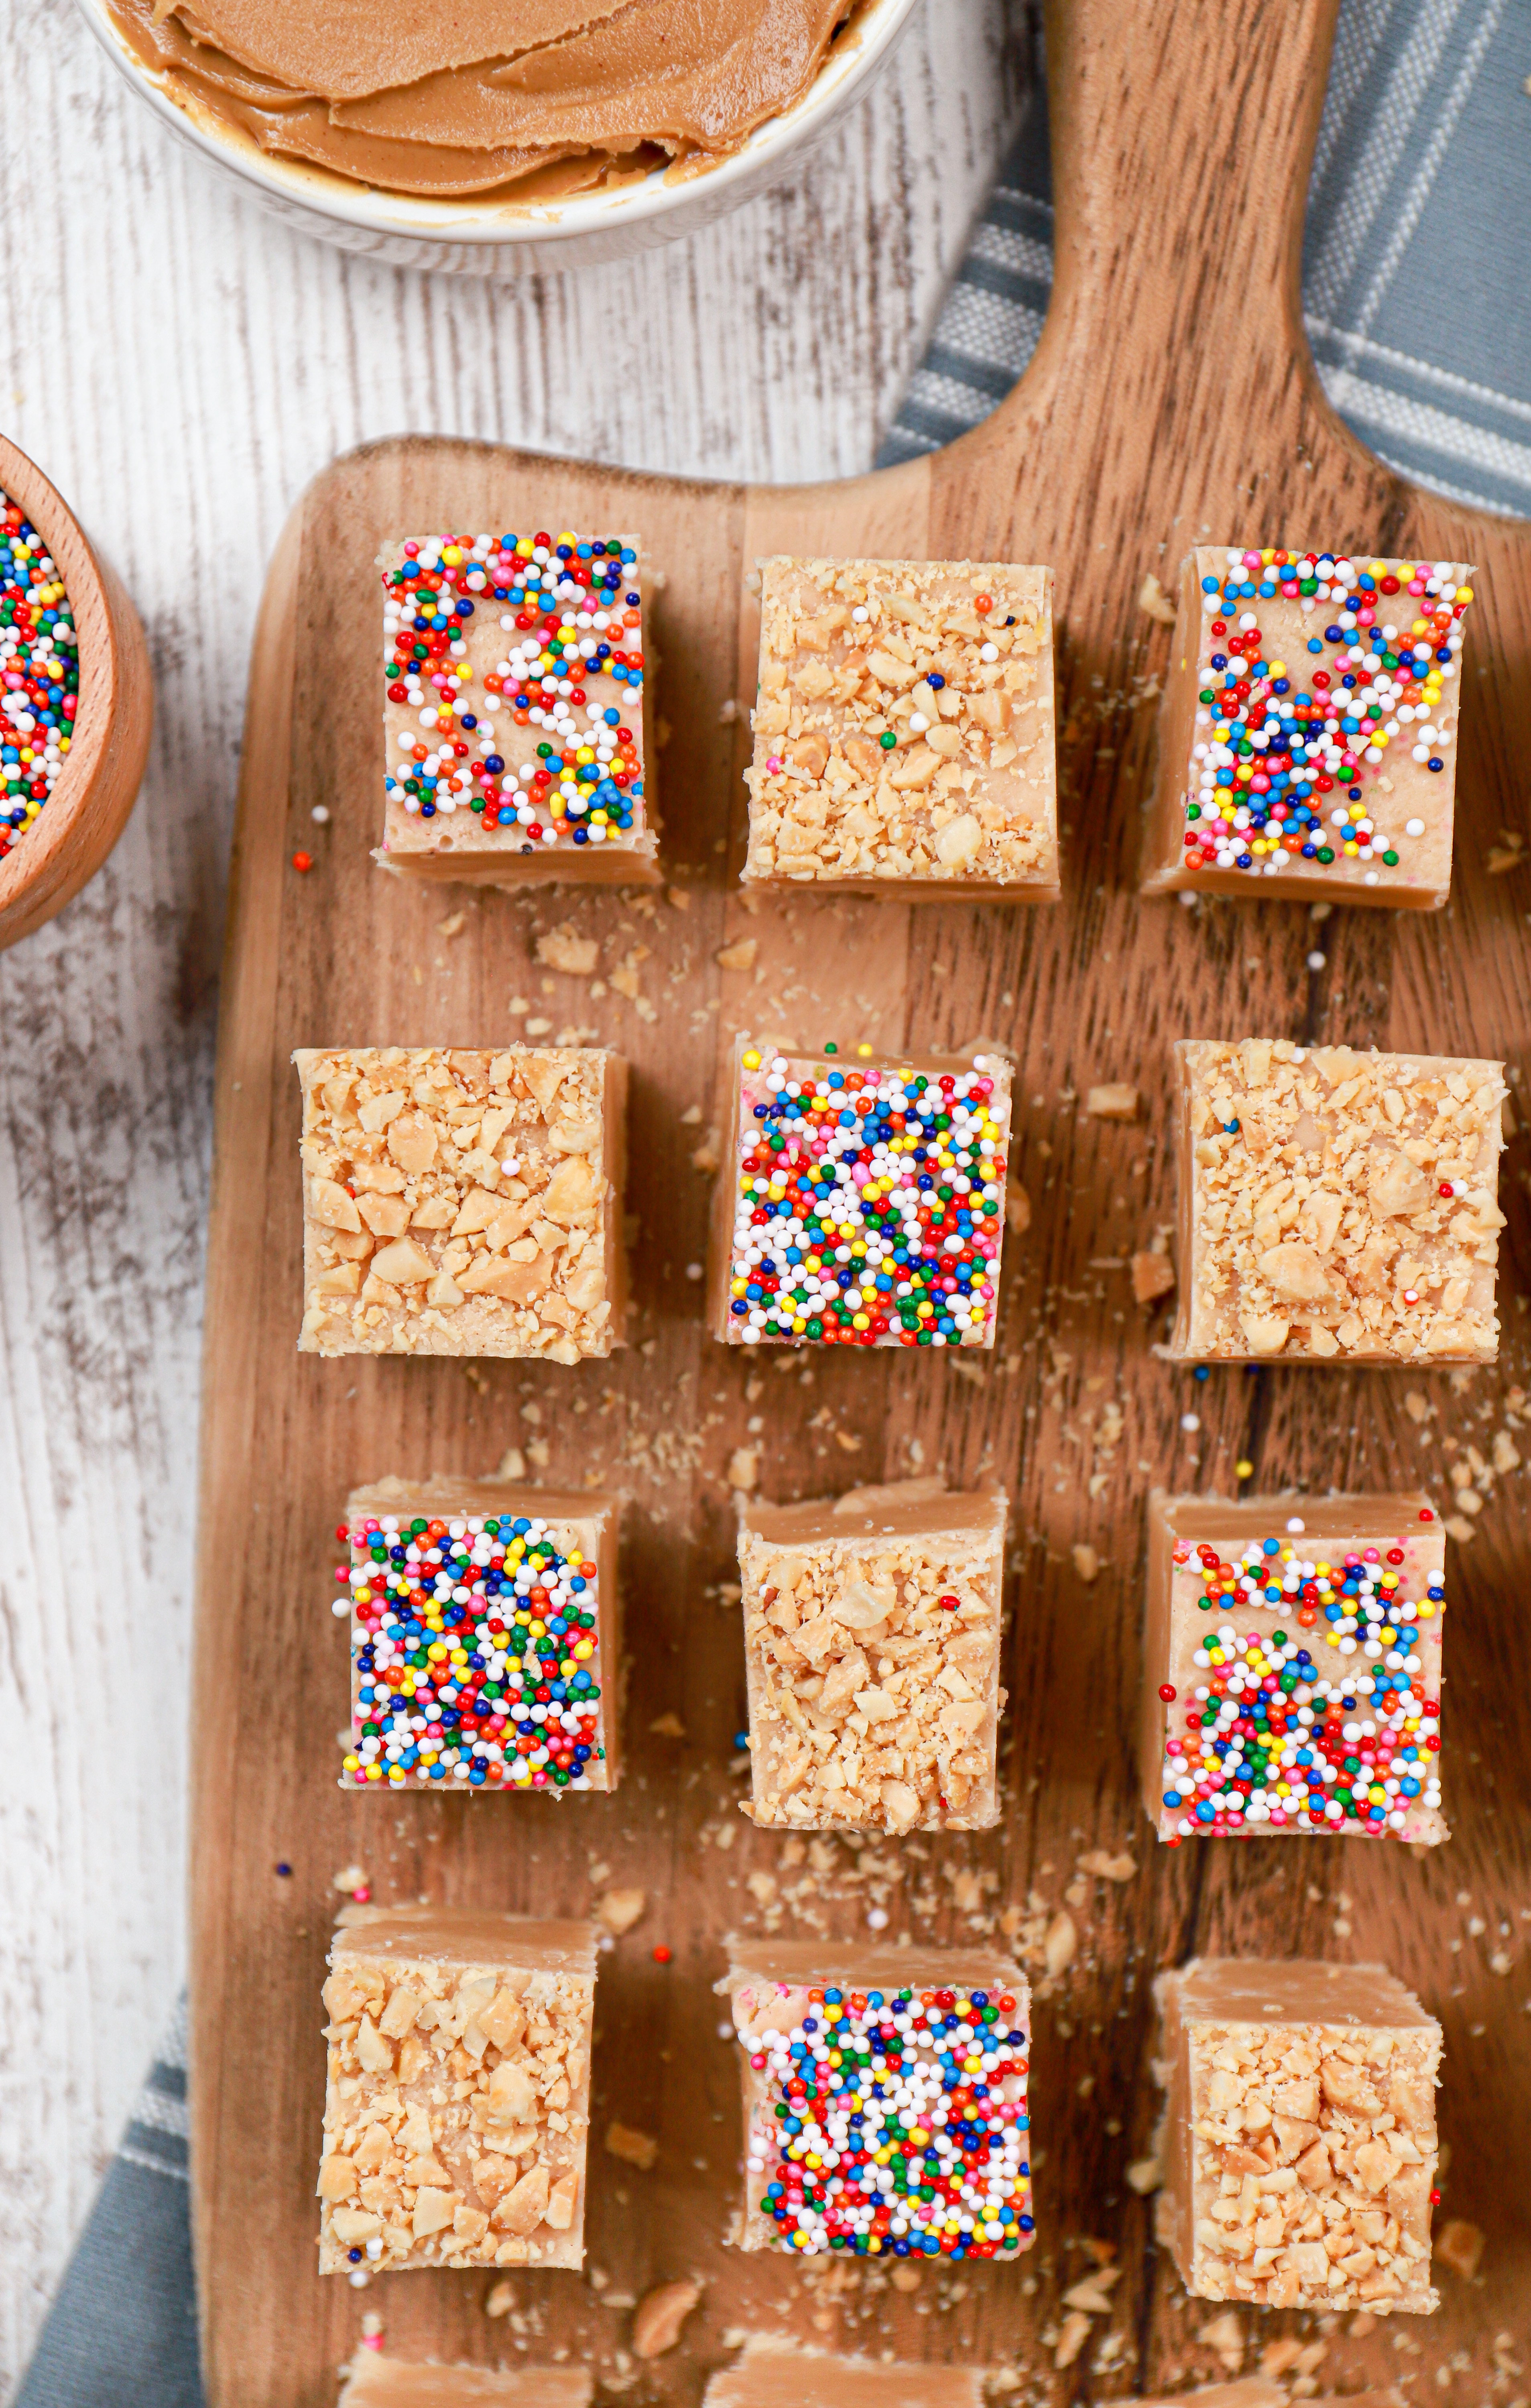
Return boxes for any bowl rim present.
[0,434,135,922]
[71,0,922,248]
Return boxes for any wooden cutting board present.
[191,0,1531,2398]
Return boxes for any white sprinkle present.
[852,606,870,623]
[311,805,330,824]
[1306,950,1326,971]
[1181,1413,1200,1433]
[1286,1517,1306,1534]
[1405,817,1425,837]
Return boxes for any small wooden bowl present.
[0,433,152,951]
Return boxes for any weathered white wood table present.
[0,0,1025,2385]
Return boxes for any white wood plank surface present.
[0,1,1027,2386]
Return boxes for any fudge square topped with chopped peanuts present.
[744,556,1057,895]
[738,1482,1007,1833]
[295,1046,627,1361]
[377,529,659,886]
[1153,1957,1441,2314]
[1171,1038,1506,1363]
[1143,547,1474,906]
[1140,1492,1446,1846]
[708,1036,1013,1349]
[721,1939,1035,2261]
[317,1907,595,2276]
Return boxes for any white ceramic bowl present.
[74,0,921,275]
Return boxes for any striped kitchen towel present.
[16,1999,202,2408]
[880,0,1531,518]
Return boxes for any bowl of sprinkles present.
[336,1507,610,1794]
[0,436,151,952]
[736,1977,1035,2259]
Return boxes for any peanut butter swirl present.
[107,0,855,203]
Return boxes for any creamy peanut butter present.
[108,0,854,203]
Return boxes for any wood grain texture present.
[0,0,1025,2386]
[191,2,1531,2404]
[0,435,153,951]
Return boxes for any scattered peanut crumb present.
[1085,1082,1139,1121]
[1071,1543,1101,1583]
[716,938,759,972]
[1053,2310,1093,2369]
[1132,1249,1176,1304]
[1138,572,1179,626]
[606,2122,659,2171]
[1043,1911,1078,1974]
[1077,1848,1136,1881]
[596,1888,647,1938]
[535,924,599,977]
[632,2278,701,2360]
[1435,2217,1485,2279]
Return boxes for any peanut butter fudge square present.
[340,2360,592,2408]
[738,1482,1006,1833]
[318,1908,594,2275]
[703,2338,991,2406]
[1144,548,1473,905]
[1170,1038,1505,1363]
[707,1036,1013,1349]
[295,1045,627,1360]
[721,1939,1035,2261]
[377,529,659,886]
[338,1480,621,1797]
[1153,1957,1441,2312]
[744,556,1057,895]
[1140,1492,1446,1845]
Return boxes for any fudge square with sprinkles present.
[1139,1492,1446,1846]
[295,1045,628,1361]
[376,528,659,885]
[743,555,1057,896]
[1143,547,1474,906]
[1153,1956,1441,2314]
[1169,1038,1506,1363]
[707,1036,1013,1348]
[720,1939,1035,2261]
[337,1479,621,1798]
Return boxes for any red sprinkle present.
[292,850,313,872]
[652,1944,673,1964]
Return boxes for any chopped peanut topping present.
[1174,1038,1505,1362]
[295,1045,624,1361]
[744,557,1056,890]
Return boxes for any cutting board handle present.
[994,0,1344,443]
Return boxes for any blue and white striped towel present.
[880,0,1531,519]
